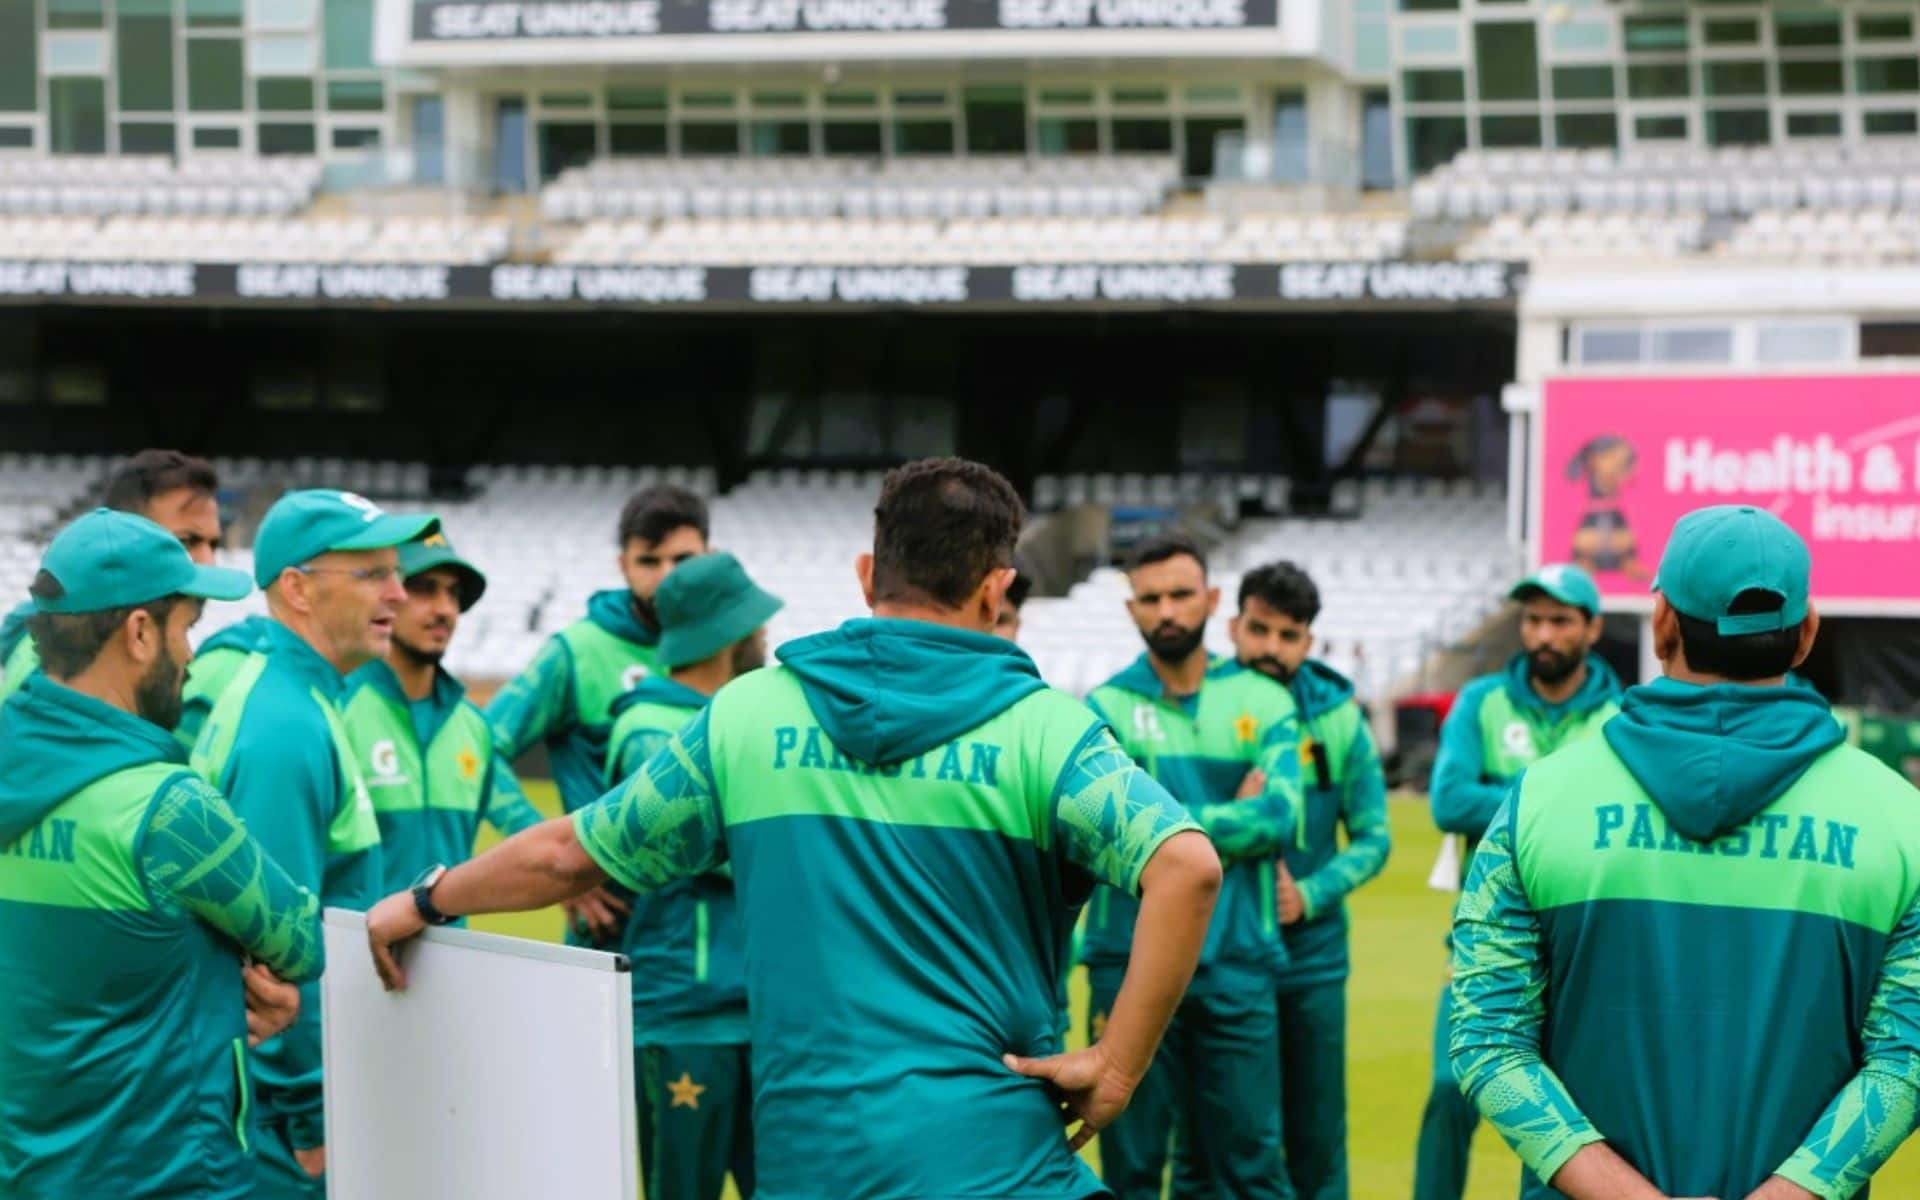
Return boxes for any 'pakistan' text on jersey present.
[573,618,1199,1200]
[1082,656,1304,995]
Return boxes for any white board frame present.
[320,908,637,1200]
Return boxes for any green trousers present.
[1277,981,1349,1200]
[251,1116,324,1200]
[1411,982,1478,1200]
[637,1041,755,1200]
[1089,969,1286,1200]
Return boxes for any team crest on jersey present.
[1502,721,1537,760]
[369,738,400,777]
[621,663,648,691]
[1132,706,1167,743]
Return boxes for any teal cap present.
[1654,504,1810,635]
[32,508,252,614]
[1509,562,1602,617]
[655,552,784,670]
[398,531,487,611]
[253,489,440,587]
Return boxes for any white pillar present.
[1638,615,1659,685]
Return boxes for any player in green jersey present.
[1414,562,1622,1200]
[366,457,1226,1200]
[1452,505,1920,1200]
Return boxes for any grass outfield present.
[472,787,1920,1197]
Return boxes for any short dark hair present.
[1127,533,1207,577]
[1239,561,1320,625]
[1005,562,1034,610]
[24,570,180,679]
[618,485,709,548]
[872,458,1024,609]
[102,449,218,513]
[1675,589,1804,681]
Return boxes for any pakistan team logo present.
[370,739,400,778]
[1502,721,1538,760]
[1132,707,1167,742]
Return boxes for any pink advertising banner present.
[1538,374,1920,614]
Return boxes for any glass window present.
[1111,85,1168,105]
[749,120,810,155]
[1555,112,1618,149]
[1776,10,1841,48]
[1705,61,1768,97]
[323,0,371,65]
[1361,89,1394,190]
[193,126,243,148]
[48,0,105,30]
[537,121,596,178]
[608,86,667,112]
[964,87,1027,154]
[1623,15,1686,52]
[1182,116,1243,178]
[680,90,735,110]
[1403,69,1466,103]
[893,89,949,108]
[119,121,175,154]
[1758,323,1847,364]
[1635,114,1689,140]
[250,0,317,28]
[750,90,805,108]
[1480,114,1542,147]
[1400,0,1458,10]
[1405,114,1467,174]
[45,32,109,72]
[609,123,667,155]
[1184,83,1242,105]
[1858,58,1920,94]
[1552,65,1614,100]
[187,40,245,111]
[1272,89,1307,182]
[1037,117,1098,155]
[679,121,739,155]
[187,0,244,27]
[257,78,314,110]
[539,92,593,109]
[1780,60,1844,95]
[1475,23,1539,101]
[1703,18,1759,46]
[1039,86,1095,106]
[117,0,175,112]
[1865,110,1920,135]
[824,89,878,108]
[327,80,383,111]
[1650,327,1733,363]
[332,127,380,149]
[1111,118,1172,152]
[823,120,881,156]
[1859,14,1913,42]
[1707,108,1769,145]
[1787,111,1843,137]
[0,0,34,112]
[0,127,33,148]
[1577,328,1641,365]
[49,78,107,154]
[258,122,316,154]
[1627,62,1691,99]
[894,120,954,154]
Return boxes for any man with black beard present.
[1412,563,1622,1200]
[342,533,546,895]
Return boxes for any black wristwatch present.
[410,864,455,926]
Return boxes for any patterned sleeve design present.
[572,708,726,894]
[1298,718,1392,920]
[1776,887,1920,1200]
[1052,720,1202,896]
[482,755,546,837]
[1187,712,1303,865]
[1449,798,1603,1184]
[139,773,324,984]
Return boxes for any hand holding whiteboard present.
[321,908,637,1200]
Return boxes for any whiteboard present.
[321,908,637,1200]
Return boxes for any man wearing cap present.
[191,488,438,1200]
[0,510,322,1200]
[342,533,544,896]
[484,484,710,946]
[1,449,227,703]
[1414,562,1623,1200]
[1452,505,1920,1200]
[603,552,781,1200]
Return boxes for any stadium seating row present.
[0,217,511,266]
[0,154,321,218]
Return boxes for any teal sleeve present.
[485,634,576,797]
[1299,716,1391,920]
[138,773,325,984]
[1051,719,1202,897]
[1449,794,1605,1183]
[1775,886,1920,1199]
[1431,689,1508,837]
[1187,709,1303,866]
[481,755,544,838]
[608,726,675,787]
[572,708,726,894]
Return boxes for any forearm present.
[1547,1142,1665,1200]
[484,769,545,838]
[1298,823,1390,918]
[1431,772,1509,837]
[432,817,608,918]
[1775,1067,1920,1199]
[1187,796,1292,864]
[1098,830,1220,1080]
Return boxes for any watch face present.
[411,865,446,891]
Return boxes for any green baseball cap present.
[253,489,440,587]
[1654,504,1810,635]
[398,531,487,611]
[1509,562,1602,617]
[32,508,252,614]
[656,553,783,670]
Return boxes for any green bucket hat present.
[398,531,487,611]
[252,489,440,587]
[1509,562,1602,617]
[1654,504,1810,635]
[655,552,783,670]
[33,508,252,614]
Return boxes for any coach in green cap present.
[602,552,782,1200]
[1452,504,1920,1200]
[192,488,437,1200]
[0,510,323,1199]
